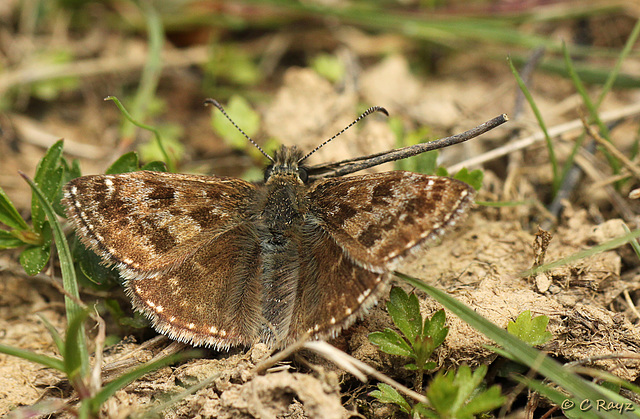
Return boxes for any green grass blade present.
[37,313,65,356]
[507,56,559,193]
[64,308,90,381]
[596,19,640,108]
[105,96,175,172]
[20,172,89,376]
[514,376,600,419]
[394,272,630,418]
[562,43,619,174]
[0,343,65,371]
[521,229,640,277]
[90,350,200,413]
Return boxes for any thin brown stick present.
[0,45,209,94]
[581,115,640,180]
[303,340,428,404]
[623,289,640,321]
[308,113,509,180]
[448,101,640,173]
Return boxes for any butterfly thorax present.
[261,146,309,236]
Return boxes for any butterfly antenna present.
[205,98,274,162]
[298,106,389,163]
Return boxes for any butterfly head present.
[264,145,308,184]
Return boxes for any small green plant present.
[368,287,504,417]
[369,287,448,390]
[0,140,72,274]
[370,365,505,418]
[507,310,552,347]
[0,120,193,417]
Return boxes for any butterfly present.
[63,101,479,349]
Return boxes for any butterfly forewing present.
[64,171,261,348]
[63,171,255,273]
[307,172,475,269]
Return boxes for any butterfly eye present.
[264,165,274,182]
[297,167,308,183]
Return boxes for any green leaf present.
[0,229,25,249]
[456,385,506,417]
[106,152,140,174]
[369,383,412,414]
[89,350,201,413]
[395,271,615,410]
[211,95,260,151]
[0,186,29,230]
[368,329,412,357]
[0,343,64,371]
[310,53,346,83]
[76,243,119,286]
[37,313,65,356]
[141,160,168,172]
[387,287,422,344]
[507,310,553,346]
[63,308,90,381]
[453,168,483,191]
[20,245,50,275]
[19,225,51,275]
[451,365,485,412]
[22,173,89,376]
[425,370,460,416]
[31,140,64,232]
[424,309,448,348]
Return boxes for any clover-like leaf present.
[106,152,140,174]
[369,383,412,414]
[424,365,505,419]
[368,329,412,357]
[453,167,484,191]
[507,310,552,346]
[424,309,448,348]
[456,385,505,418]
[387,287,422,344]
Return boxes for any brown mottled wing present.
[290,172,474,339]
[63,171,262,348]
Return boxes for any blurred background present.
[2,1,638,197]
[1,0,640,417]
